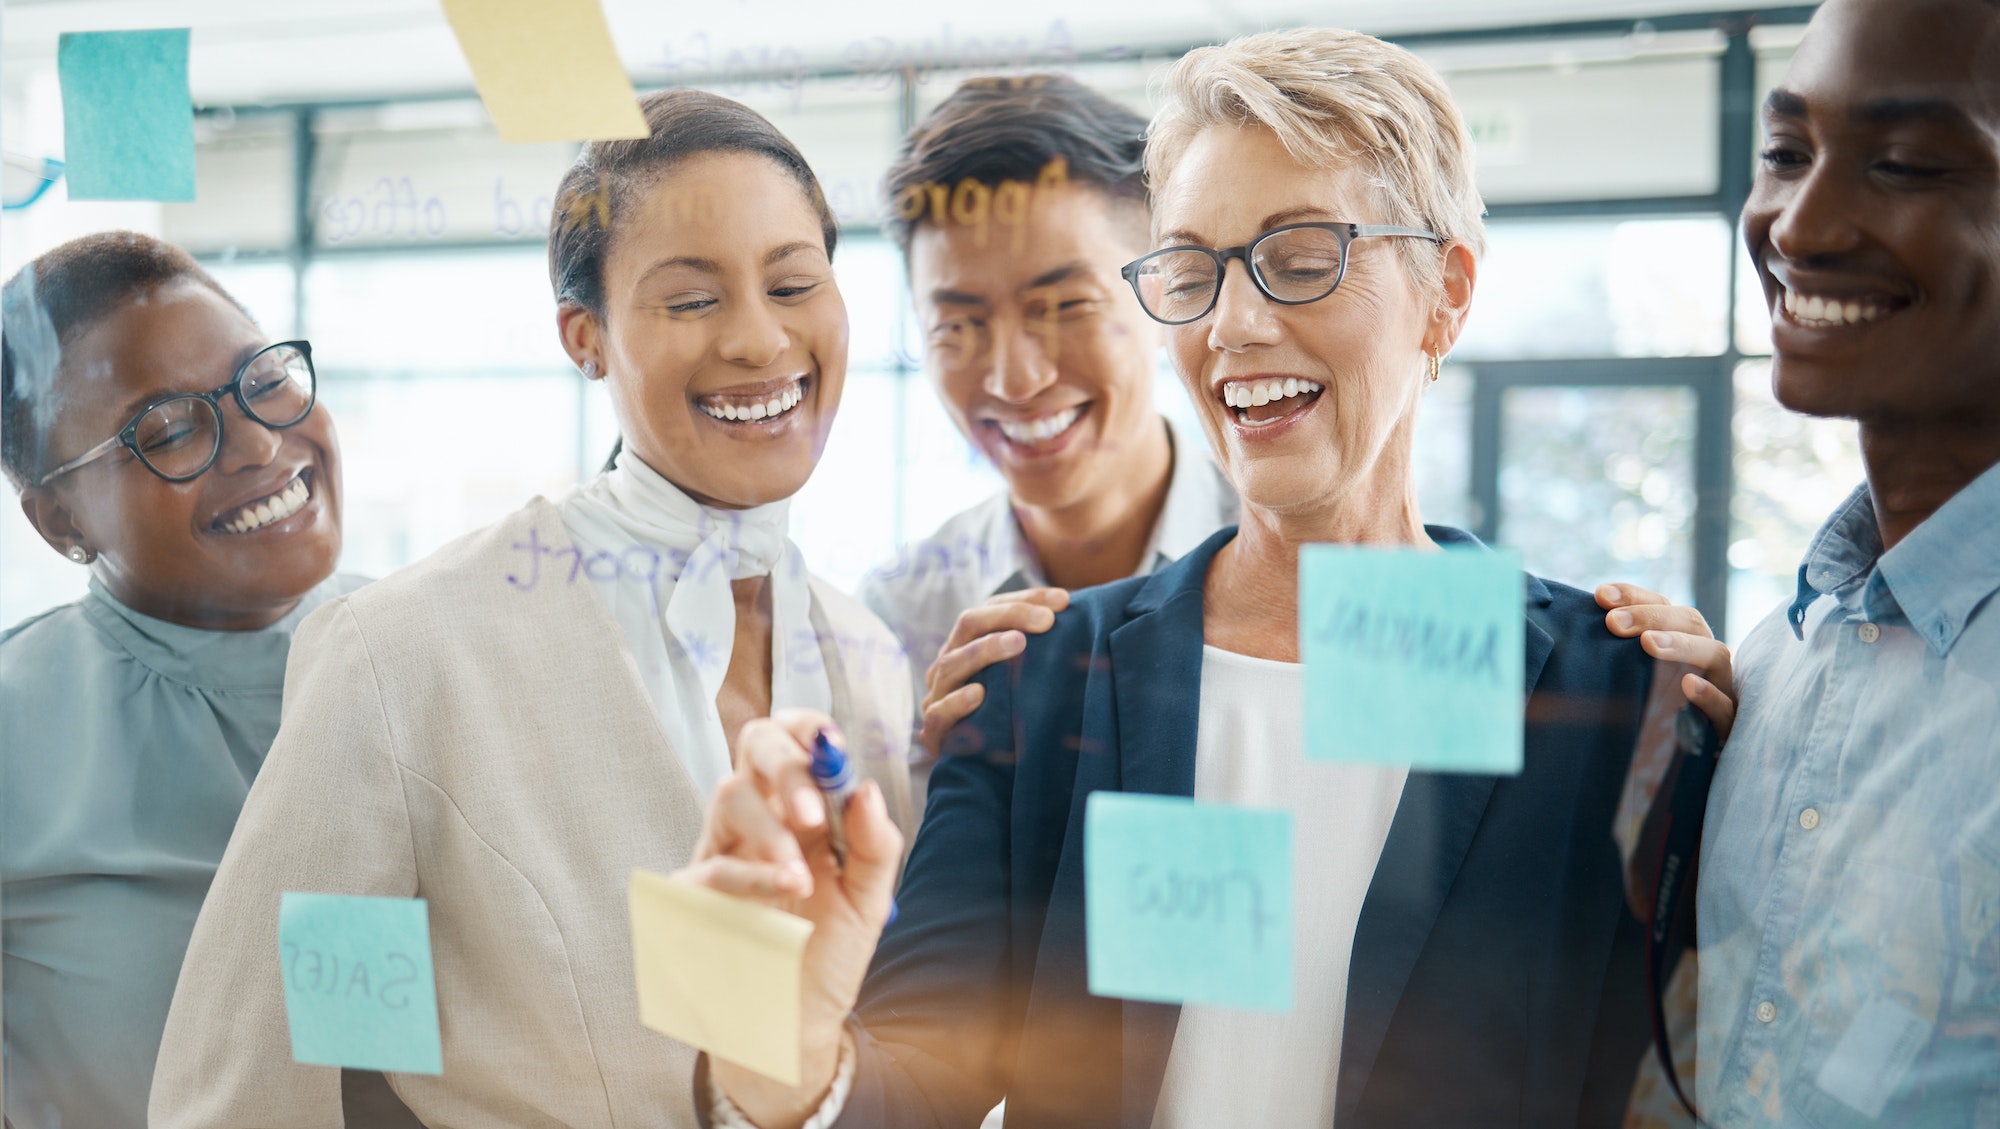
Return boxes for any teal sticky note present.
[57,29,196,201]
[1300,544,1524,773]
[278,893,443,1075]
[1084,793,1292,1011]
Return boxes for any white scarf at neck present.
[560,448,832,797]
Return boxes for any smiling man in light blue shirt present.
[1697,1,2000,1123]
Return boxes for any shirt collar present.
[978,491,1042,597]
[1144,415,1237,566]
[984,415,1237,599]
[78,574,342,691]
[1788,463,2000,656]
[1875,460,2000,656]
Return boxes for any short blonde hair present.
[1145,28,1487,301]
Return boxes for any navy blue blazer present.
[831,526,1654,1128]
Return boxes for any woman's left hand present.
[1595,583,1735,743]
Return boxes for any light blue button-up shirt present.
[1698,467,2000,1127]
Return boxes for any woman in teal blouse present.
[0,232,402,1128]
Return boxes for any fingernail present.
[1597,583,1619,601]
[1645,630,1670,653]
[1002,631,1026,654]
[1610,610,1633,630]
[782,860,812,892]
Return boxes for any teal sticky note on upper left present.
[57,29,196,201]
[1300,544,1525,774]
[278,893,443,1075]
[1084,793,1293,1012]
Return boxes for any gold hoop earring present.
[1426,347,1442,384]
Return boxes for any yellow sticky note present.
[628,869,814,1086]
[440,0,649,143]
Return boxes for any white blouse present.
[1151,646,1408,1129]
[559,449,834,799]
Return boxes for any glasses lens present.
[1252,228,1347,303]
[239,344,315,426]
[132,396,222,479]
[1133,250,1220,324]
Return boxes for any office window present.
[1729,358,1864,643]
[1499,384,1698,605]
[1456,215,1733,361]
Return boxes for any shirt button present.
[1858,622,1881,643]
[1799,807,1821,831]
[1757,1000,1778,1023]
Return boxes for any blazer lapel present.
[1335,587,1555,1127]
[1103,535,1226,1128]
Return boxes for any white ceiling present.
[1,0,1802,106]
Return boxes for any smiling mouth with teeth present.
[695,376,809,424]
[992,404,1086,447]
[218,470,312,534]
[1781,289,1901,327]
[1222,376,1325,422]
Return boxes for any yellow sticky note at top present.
[440,0,649,143]
[629,869,814,1086]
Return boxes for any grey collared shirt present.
[855,416,1238,713]
[1697,467,2000,1126]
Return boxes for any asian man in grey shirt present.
[855,76,1238,770]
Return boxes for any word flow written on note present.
[1300,544,1525,774]
[57,29,196,201]
[440,0,648,144]
[629,869,814,1086]
[1085,793,1293,1012]
[278,893,443,1075]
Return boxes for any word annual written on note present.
[1300,544,1525,774]
[278,893,443,1075]
[1085,793,1294,1012]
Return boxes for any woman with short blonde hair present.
[678,28,1732,1129]
[1145,26,1488,303]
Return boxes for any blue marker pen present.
[810,730,897,926]
[809,730,859,865]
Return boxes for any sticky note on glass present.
[1084,793,1292,1011]
[1300,544,1524,773]
[629,869,814,1085]
[278,893,442,1074]
[57,29,196,201]
[441,0,649,143]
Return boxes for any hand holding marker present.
[811,729,897,926]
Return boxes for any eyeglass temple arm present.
[1350,224,1444,242]
[36,433,123,486]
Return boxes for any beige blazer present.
[150,498,913,1129]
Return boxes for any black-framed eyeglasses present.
[1119,222,1442,326]
[36,340,318,486]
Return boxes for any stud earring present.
[581,360,598,380]
[67,545,93,564]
